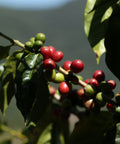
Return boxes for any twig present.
[55,64,87,87]
[0,32,25,49]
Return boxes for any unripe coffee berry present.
[93,70,105,82]
[95,92,106,106]
[34,40,43,50]
[70,59,84,73]
[54,72,65,83]
[58,82,71,95]
[43,58,55,71]
[35,33,46,42]
[25,41,34,50]
[52,51,63,62]
[44,69,56,81]
[63,60,72,71]
[84,84,96,97]
[30,37,35,43]
[40,46,51,59]
[115,106,120,114]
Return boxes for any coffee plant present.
[0,0,120,144]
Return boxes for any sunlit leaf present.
[0,51,21,114]
[0,45,12,60]
[84,0,116,63]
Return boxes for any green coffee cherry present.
[95,92,106,106]
[76,75,83,81]
[35,33,46,42]
[115,106,120,113]
[84,84,96,97]
[25,41,34,50]
[33,40,43,51]
[30,37,35,44]
[54,72,65,83]
[45,69,56,81]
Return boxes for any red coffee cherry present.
[70,59,84,73]
[52,51,64,62]
[84,79,90,84]
[48,46,56,57]
[58,82,71,95]
[77,88,87,101]
[40,46,51,59]
[43,58,55,71]
[107,80,116,90]
[63,60,72,71]
[89,78,99,87]
[106,103,115,112]
[49,86,56,96]
[93,70,105,82]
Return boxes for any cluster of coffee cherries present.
[24,33,120,119]
[25,33,46,52]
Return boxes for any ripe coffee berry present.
[89,78,99,87]
[70,59,84,73]
[52,51,63,62]
[43,58,55,71]
[77,88,87,101]
[63,60,72,71]
[40,46,51,59]
[107,80,116,90]
[58,82,71,95]
[84,79,90,84]
[93,70,105,82]
[48,46,56,57]
[49,86,56,96]
[107,103,115,111]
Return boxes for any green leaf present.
[84,0,116,63]
[104,5,120,80]
[37,124,52,144]
[22,104,53,144]
[15,53,49,124]
[70,112,116,144]
[0,51,20,114]
[115,123,120,144]
[0,45,11,60]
